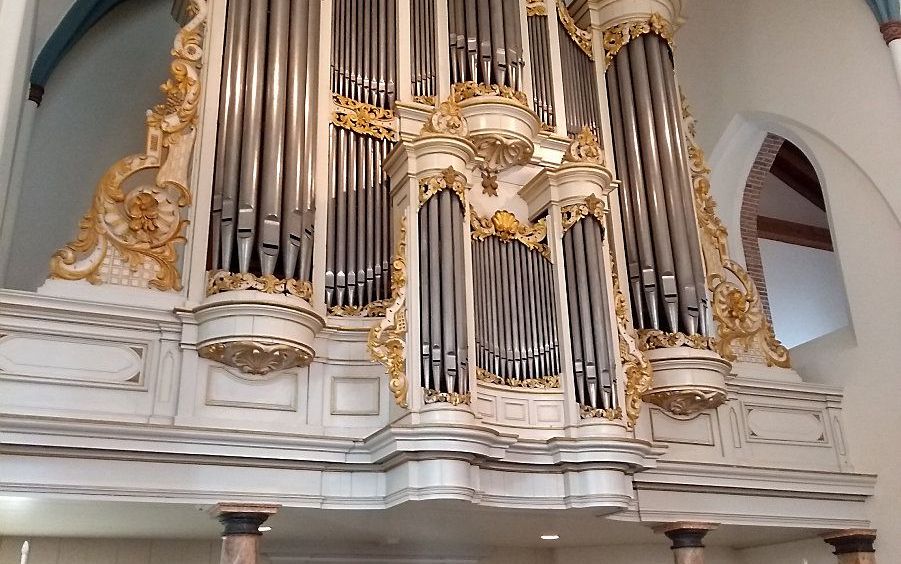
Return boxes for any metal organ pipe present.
[606,33,710,336]
[527,12,555,128]
[557,19,601,137]
[445,0,524,87]
[211,0,318,287]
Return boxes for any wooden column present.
[654,522,718,564]
[211,503,280,564]
[823,529,877,564]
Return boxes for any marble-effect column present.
[655,522,718,564]
[823,529,877,564]
[211,503,280,564]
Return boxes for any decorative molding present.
[602,13,673,67]
[470,209,550,260]
[331,93,398,141]
[420,96,468,138]
[682,96,790,369]
[470,133,533,196]
[367,213,409,408]
[881,20,901,43]
[580,405,623,420]
[560,194,606,234]
[49,0,208,291]
[637,329,717,352]
[525,0,547,17]
[198,341,312,376]
[642,389,727,417]
[476,367,561,389]
[452,81,529,107]
[424,389,472,405]
[556,0,593,59]
[563,126,605,164]
[610,250,653,428]
[419,167,468,207]
[329,299,392,317]
[206,270,312,301]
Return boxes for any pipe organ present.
[556,5,602,137]
[446,0,526,90]
[526,8,555,128]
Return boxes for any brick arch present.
[739,133,785,322]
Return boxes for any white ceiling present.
[758,173,830,229]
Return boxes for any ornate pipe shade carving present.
[470,210,550,260]
[419,167,469,207]
[331,93,399,141]
[556,0,593,59]
[561,194,606,234]
[207,270,312,301]
[564,126,605,165]
[681,97,791,368]
[420,97,469,137]
[602,13,674,67]
[49,0,208,291]
[525,0,547,17]
[452,81,529,107]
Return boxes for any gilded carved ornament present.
[556,0,593,59]
[470,209,551,260]
[207,270,312,301]
[581,405,623,420]
[198,341,313,376]
[477,367,561,389]
[452,81,529,107]
[412,95,437,106]
[329,299,392,317]
[331,93,399,141]
[602,13,674,67]
[367,213,410,408]
[470,134,534,196]
[682,96,790,368]
[424,389,471,406]
[49,0,208,291]
[561,194,606,234]
[636,329,717,352]
[525,0,547,17]
[563,126,605,165]
[420,96,469,138]
[419,167,469,207]
[643,389,726,417]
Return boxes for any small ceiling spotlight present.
[258,526,272,532]
[540,534,560,541]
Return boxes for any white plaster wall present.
[676,0,901,555]
[758,239,849,347]
[3,0,177,290]
[553,544,740,563]
[0,537,220,564]
[737,538,832,564]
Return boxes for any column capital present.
[880,21,901,44]
[822,529,877,554]
[210,503,280,535]
[653,522,719,548]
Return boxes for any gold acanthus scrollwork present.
[367,213,410,408]
[452,81,529,107]
[207,270,312,301]
[476,367,561,389]
[198,341,313,376]
[412,95,437,106]
[560,194,606,234]
[581,405,623,421]
[330,299,393,317]
[424,389,472,406]
[470,134,534,196]
[643,389,726,417]
[470,209,551,260]
[525,0,547,17]
[682,97,790,368]
[556,0,593,59]
[636,329,717,352]
[420,96,469,138]
[609,250,654,428]
[331,93,399,141]
[602,13,673,67]
[419,166,469,207]
[563,126,605,165]
[49,0,208,291]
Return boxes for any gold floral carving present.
[563,126,605,164]
[198,341,313,376]
[367,213,410,408]
[602,13,673,67]
[470,209,550,260]
[561,194,606,234]
[452,81,529,107]
[637,329,717,352]
[49,0,208,291]
[206,270,312,301]
[420,96,469,138]
[419,167,469,207]
[424,389,471,405]
[642,389,727,417]
[331,93,398,141]
[682,97,790,368]
[476,367,561,389]
[329,298,392,317]
[581,405,623,420]
[412,95,437,106]
[610,250,654,428]
[470,133,533,196]
[556,0,593,59]
[526,0,547,16]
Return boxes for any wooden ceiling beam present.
[769,144,826,211]
[757,216,833,251]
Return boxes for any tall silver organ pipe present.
[210,0,318,283]
[606,34,708,335]
[562,217,615,411]
[419,191,469,398]
[326,0,398,310]
[527,12,555,128]
[446,0,525,89]
[472,238,560,382]
[557,21,601,137]
[411,0,438,99]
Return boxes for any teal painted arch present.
[865,0,901,23]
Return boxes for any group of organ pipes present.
[206,0,711,415]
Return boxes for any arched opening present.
[740,135,849,347]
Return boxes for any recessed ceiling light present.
[540,534,559,541]
[258,526,272,532]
